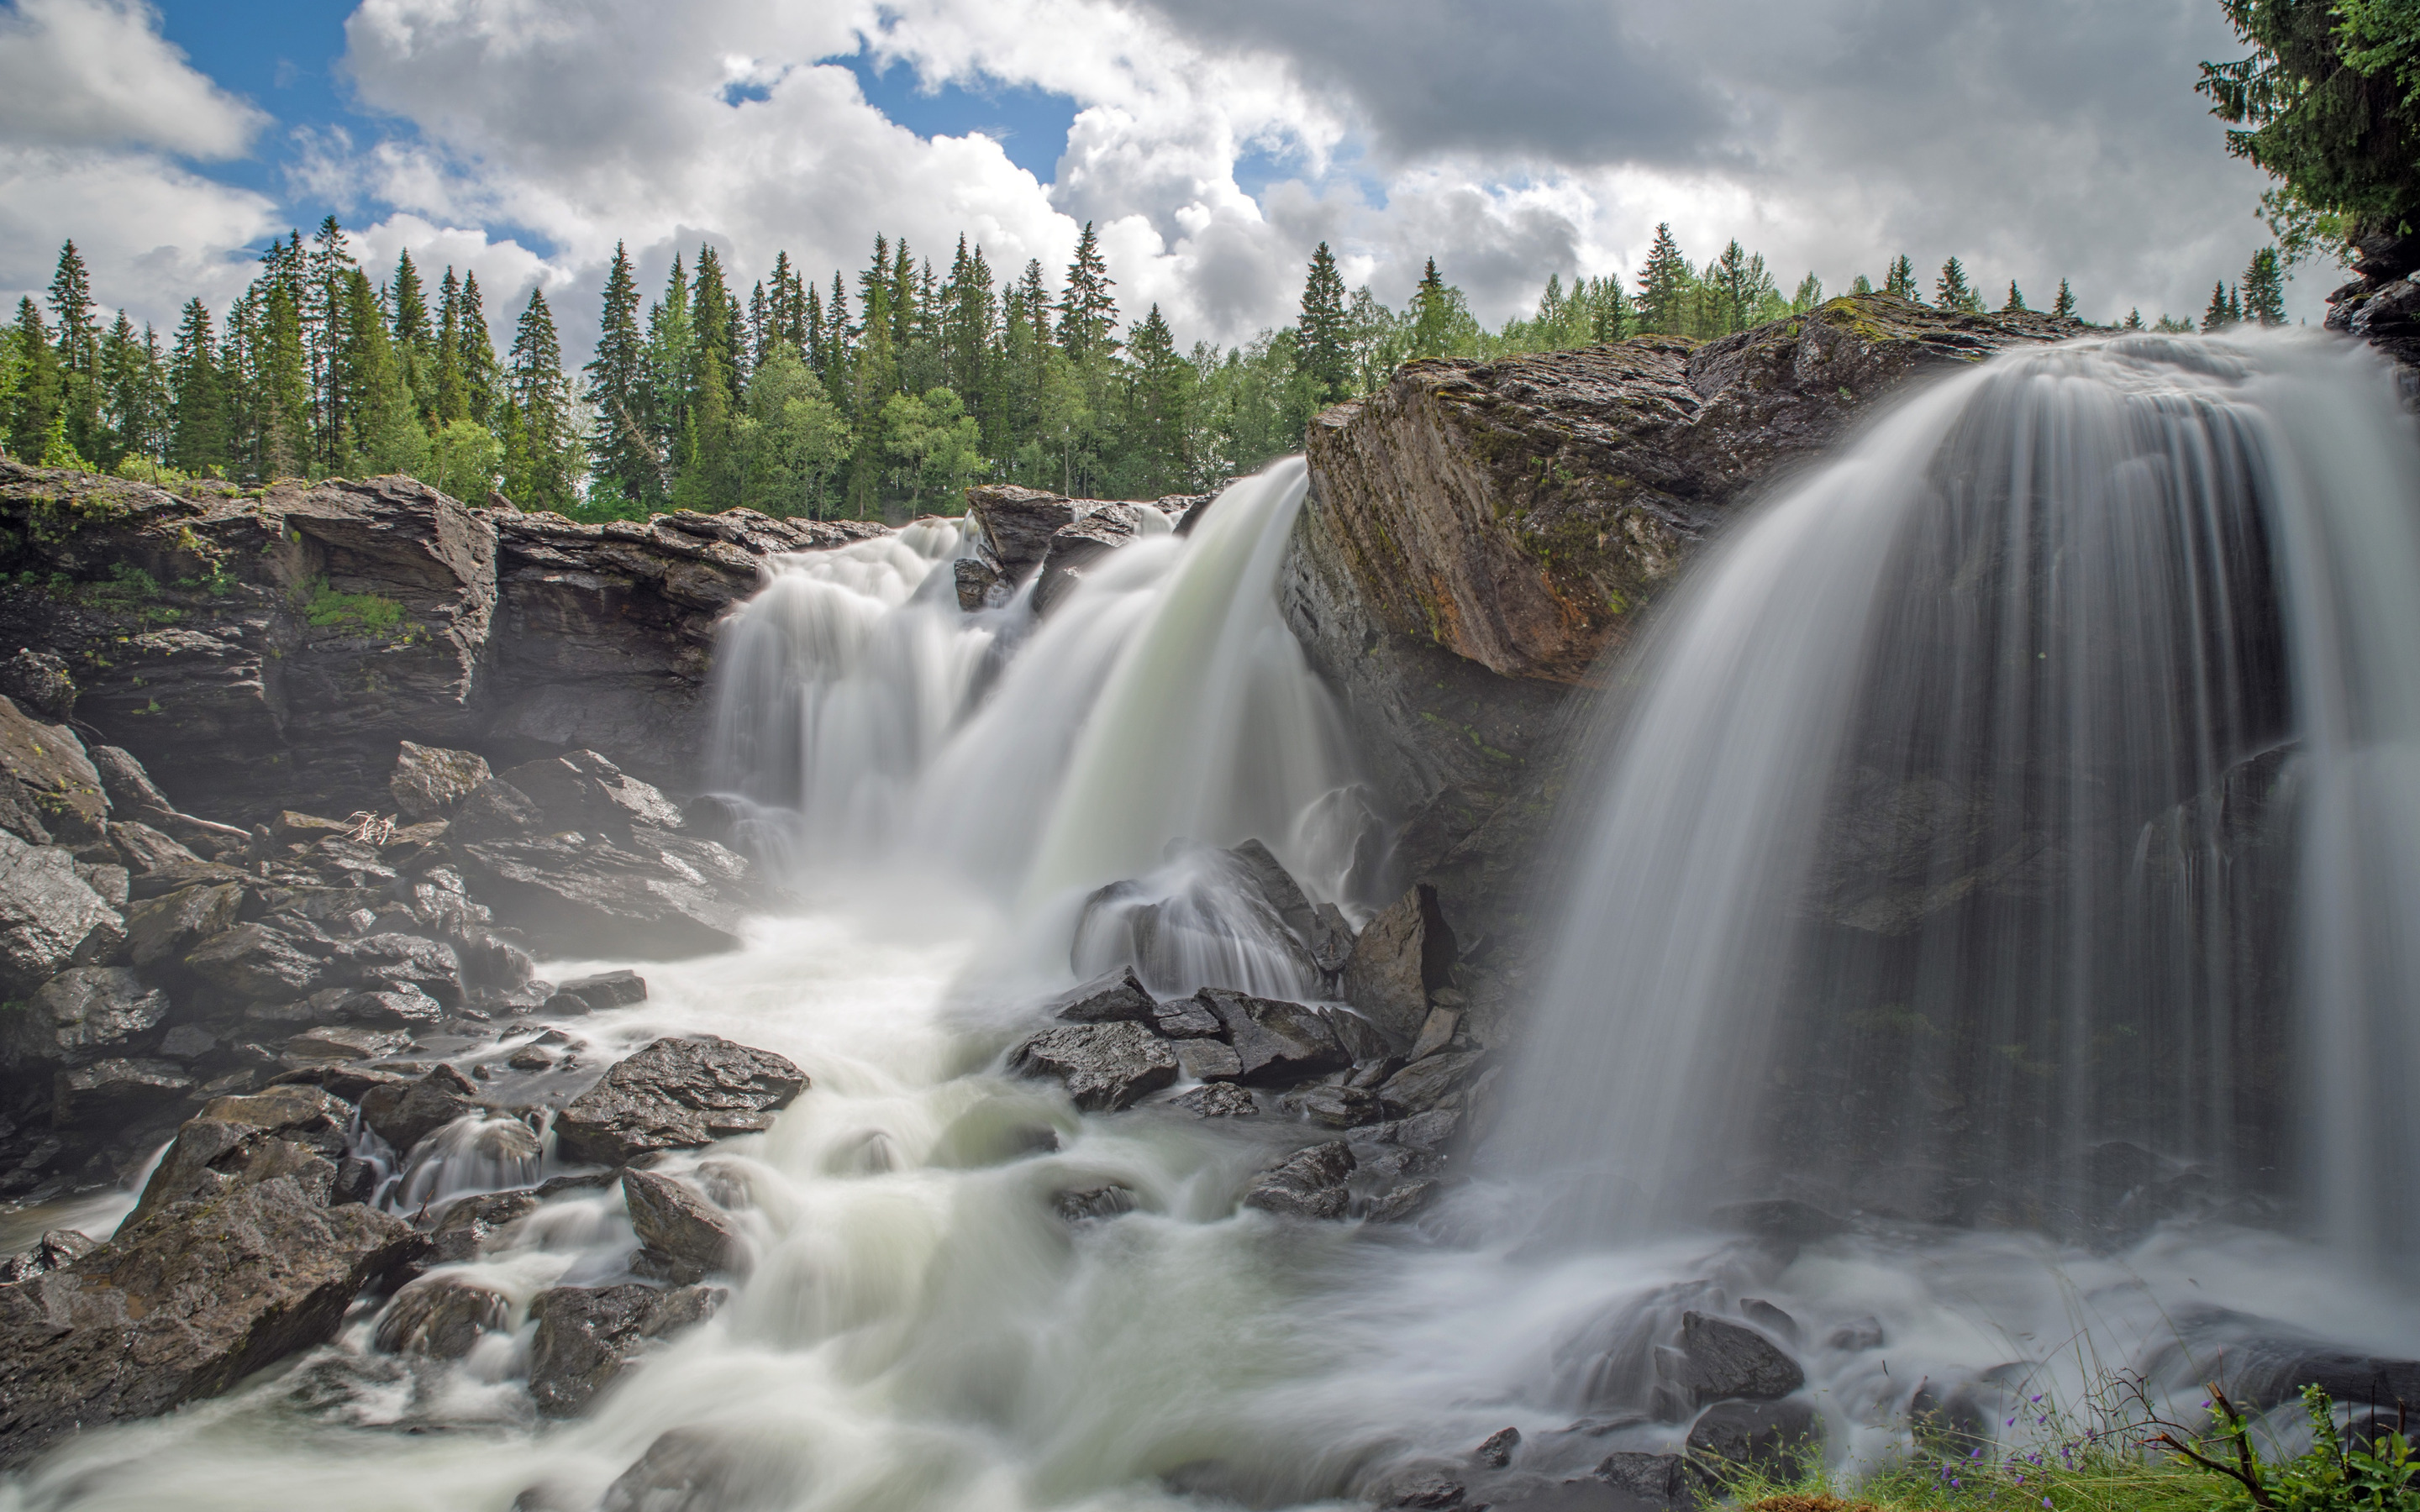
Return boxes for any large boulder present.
[127,1084,355,1225]
[359,1064,481,1155]
[0,832,124,995]
[1007,1021,1179,1112]
[182,921,325,1001]
[1032,503,1153,615]
[621,1168,744,1280]
[0,1173,422,1466]
[1342,884,1459,1041]
[552,1036,808,1167]
[1242,1140,1355,1220]
[1663,1311,1805,1406]
[965,484,1078,583]
[372,1273,511,1358]
[526,1281,723,1417]
[0,695,108,850]
[1197,989,1351,1086]
[0,967,169,1071]
[388,741,491,822]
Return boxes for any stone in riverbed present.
[1342,884,1459,1042]
[550,968,648,1013]
[122,882,243,968]
[621,1168,744,1281]
[0,1228,96,1283]
[457,830,754,960]
[1170,1082,1257,1117]
[1376,1049,1487,1116]
[1173,1037,1244,1083]
[374,1273,512,1358]
[1047,965,1157,1024]
[1277,1082,1384,1129]
[0,832,124,995]
[596,1425,813,1512]
[1,967,169,1069]
[1683,1398,1820,1479]
[1666,1310,1804,1404]
[552,1036,808,1167]
[360,1063,481,1155]
[1008,1021,1178,1112]
[1242,1140,1355,1220]
[183,921,325,1000]
[1593,1451,1694,1509]
[0,1174,423,1467]
[129,1083,355,1224]
[526,1281,724,1417]
[424,1188,543,1265]
[52,1056,193,1128]
[1197,988,1351,1086]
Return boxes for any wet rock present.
[1,967,169,1069]
[1365,1180,1442,1222]
[622,1168,743,1279]
[457,827,753,960]
[330,1155,378,1205]
[330,932,461,1004]
[0,696,108,850]
[1047,965,1157,1024]
[1376,1050,1486,1116]
[1324,1008,1401,1065]
[424,1188,542,1265]
[1592,1452,1692,1509]
[1407,1007,1460,1063]
[1174,1038,1244,1082]
[0,832,124,995]
[1008,1021,1179,1112]
[1150,997,1222,1038]
[0,652,76,724]
[1053,1184,1139,1223]
[326,985,447,1029]
[1242,1139,1355,1220]
[1684,1398,1820,1478]
[0,1228,96,1283]
[74,862,129,909]
[525,1281,724,1417]
[1740,1299,1801,1347]
[374,1273,512,1357]
[0,1173,422,1466]
[1197,989,1352,1086]
[1371,1460,1469,1508]
[1033,504,1153,616]
[107,822,201,876]
[597,1425,812,1512]
[1491,1480,1644,1511]
[360,1064,481,1154]
[1474,1427,1523,1468]
[1825,1316,1883,1351]
[281,1025,410,1064]
[53,1057,192,1128]
[122,887,245,977]
[1170,1082,1258,1117]
[1277,1083,1385,1129]
[966,483,1078,583]
[129,1084,355,1223]
[389,741,492,822]
[954,555,1004,611]
[553,1036,808,1166]
[183,921,324,1000]
[1342,884,1459,1042]
[551,968,648,1013]
[1665,1311,1804,1405]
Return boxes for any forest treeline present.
[0,220,2291,522]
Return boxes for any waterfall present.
[1502,330,2420,1263]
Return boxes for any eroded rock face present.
[1,967,168,1069]
[1287,297,2083,946]
[0,831,123,995]
[553,1036,808,1167]
[0,1173,421,1466]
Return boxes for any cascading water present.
[1501,329,2420,1263]
[18,359,2420,1512]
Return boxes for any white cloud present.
[0,0,266,158]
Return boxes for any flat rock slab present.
[0,1174,422,1467]
[1008,1021,1178,1112]
[553,1036,807,1167]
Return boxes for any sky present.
[0,0,2333,369]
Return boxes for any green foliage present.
[302,577,407,633]
[2154,1384,2420,1512]
[1884,255,1922,301]
[427,418,502,505]
[2243,246,2291,323]
[2201,1,2420,254]
[1936,256,1984,312]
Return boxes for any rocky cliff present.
[0,464,881,822]
[1286,295,2086,959]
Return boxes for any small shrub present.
[302,577,406,633]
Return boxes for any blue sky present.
[0,0,2318,363]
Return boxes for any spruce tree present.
[168,297,228,475]
[1935,256,1980,312]
[339,266,426,477]
[1792,273,1825,313]
[303,216,357,470]
[2242,246,2289,324]
[1122,303,1189,493]
[1296,242,1349,402]
[434,268,468,423]
[47,240,99,459]
[1849,273,1876,296]
[1586,276,1631,342]
[1636,223,1692,334]
[458,271,498,425]
[2002,281,2027,312]
[585,242,653,507]
[1883,255,1920,301]
[2128,308,2146,329]
[2204,280,2236,330]
[2052,279,2079,319]
[1056,222,1118,361]
[505,286,578,511]
[391,249,433,422]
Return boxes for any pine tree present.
[2242,247,2288,325]
[391,249,433,422]
[2127,308,2146,329]
[1586,276,1631,342]
[2052,279,2079,319]
[168,297,228,474]
[1883,255,1920,302]
[1410,258,1452,356]
[1935,256,1980,312]
[257,258,312,479]
[584,242,654,508]
[2204,280,2236,331]
[1849,273,1876,296]
[338,266,426,477]
[303,216,357,470]
[1296,242,1349,402]
[1792,273,1825,313]
[434,268,468,423]
[1636,223,1692,334]
[2002,281,2027,312]
[1056,222,1118,361]
[505,286,578,511]
[1123,302,1189,493]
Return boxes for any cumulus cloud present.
[0,0,266,157]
